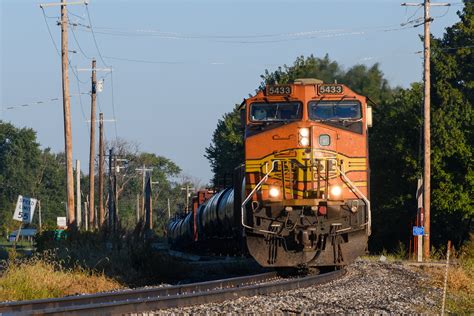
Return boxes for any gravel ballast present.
[155,258,441,314]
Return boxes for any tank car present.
[168,78,373,268]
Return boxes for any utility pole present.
[135,165,153,217]
[88,59,97,230]
[38,200,42,232]
[167,198,171,219]
[75,159,82,229]
[149,178,159,231]
[144,177,153,230]
[422,0,431,260]
[61,0,75,225]
[401,0,450,261]
[84,200,88,231]
[98,113,105,227]
[181,184,195,213]
[108,148,115,231]
[40,0,87,226]
[136,194,140,223]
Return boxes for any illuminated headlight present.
[299,137,310,146]
[299,128,310,147]
[299,128,309,137]
[330,185,342,198]
[269,187,280,198]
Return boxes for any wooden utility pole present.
[84,200,88,231]
[98,112,105,227]
[88,59,97,229]
[422,0,431,260]
[76,159,82,228]
[135,165,153,217]
[61,0,75,225]
[144,177,152,230]
[40,0,89,225]
[136,194,140,223]
[38,200,42,232]
[401,0,450,261]
[167,198,171,219]
[108,148,118,232]
[181,184,195,213]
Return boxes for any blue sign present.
[413,226,424,236]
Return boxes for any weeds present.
[412,235,474,314]
[0,250,123,301]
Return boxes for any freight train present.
[168,78,372,268]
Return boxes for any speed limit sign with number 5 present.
[12,195,37,224]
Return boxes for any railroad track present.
[0,269,345,315]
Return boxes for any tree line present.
[0,123,197,236]
[205,2,473,250]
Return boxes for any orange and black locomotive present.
[168,78,372,268]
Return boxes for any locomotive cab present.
[242,78,371,267]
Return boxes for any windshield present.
[308,100,361,120]
[250,102,302,122]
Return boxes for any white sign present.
[57,217,67,228]
[12,195,37,223]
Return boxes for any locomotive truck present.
[168,78,372,268]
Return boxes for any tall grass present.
[0,251,123,301]
[427,235,474,314]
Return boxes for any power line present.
[85,4,110,68]
[71,21,428,44]
[103,56,189,64]
[83,2,118,140]
[96,91,103,113]
[110,69,119,142]
[41,8,89,84]
[68,9,85,20]
[3,93,88,110]
[69,18,93,60]
[41,7,61,55]
[73,66,88,123]
[404,4,423,22]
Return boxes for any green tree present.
[370,1,473,250]
[429,1,473,245]
[259,54,342,89]
[35,150,67,229]
[205,105,244,187]
[0,122,67,233]
[369,83,424,251]
[259,54,395,103]
[103,139,184,232]
[0,122,41,233]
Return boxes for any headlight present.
[330,185,342,198]
[299,128,310,147]
[299,128,309,137]
[269,187,280,198]
[299,137,310,146]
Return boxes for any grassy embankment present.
[0,250,123,301]
[423,239,473,315]
[0,230,255,302]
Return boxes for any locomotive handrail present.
[335,164,372,236]
[241,160,280,235]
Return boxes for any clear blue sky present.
[0,0,464,183]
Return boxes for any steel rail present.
[0,272,277,314]
[0,269,345,315]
